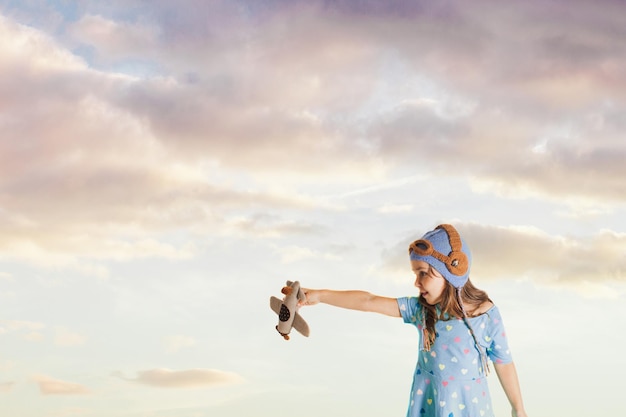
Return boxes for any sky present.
[0,0,625,416]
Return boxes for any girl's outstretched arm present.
[300,289,401,318]
[493,362,528,417]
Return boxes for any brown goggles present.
[408,224,469,277]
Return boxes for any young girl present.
[300,224,528,417]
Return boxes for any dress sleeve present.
[485,306,513,364]
[397,296,422,327]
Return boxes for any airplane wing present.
[270,296,283,315]
[292,312,310,337]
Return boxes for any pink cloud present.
[116,368,243,389]
[34,375,91,396]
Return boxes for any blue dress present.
[397,297,513,417]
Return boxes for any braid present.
[422,307,436,351]
[457,287,490,375]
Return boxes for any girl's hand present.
[299,288,320,306]
[512,409,528,417]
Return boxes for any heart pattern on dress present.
[397,297,513,417]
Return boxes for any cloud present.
[466,225,626,283]
[23,332,45,342]
[55,328,87,347]
[229,213,328,239]
[0,15,332,268]
[1,322,87,345]
[0,381,14,392]
[377,204,414,214]
[69,14,159,63]
[274,244,341,264]
[379,223,626,285]
[369,100,626,203]
[88,0,626,205]
[1,0,625,274]
[0,360,15,372]
[0,25,340,269]
[164,335,196,353]
[0,320,45,334]
[34,375,91,395]
[115,368,243,389]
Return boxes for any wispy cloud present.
[34,375,91,396]
[115,368,244,389]
[377,204,414,214]
[0,381,14,393]
[0,320,45,334]
[274,244,341,264]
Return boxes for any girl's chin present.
[420,295,438,305]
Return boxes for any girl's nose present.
[414,277,422,289]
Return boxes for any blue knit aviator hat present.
[408,224,472,288]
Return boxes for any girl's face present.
[411,260,447,305]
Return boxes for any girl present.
[300,224,528,417]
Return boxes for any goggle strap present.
[436,224,462,253]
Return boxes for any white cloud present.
[0,14,85,72]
